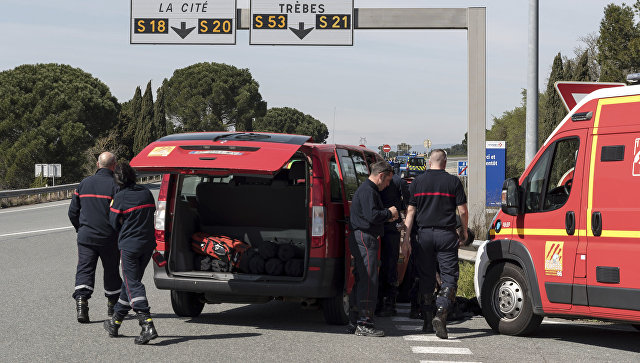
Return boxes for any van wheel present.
[322,291,349,325]
[481,263,542,336]
[171,290,205,317]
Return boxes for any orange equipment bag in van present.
[191,232,250,270]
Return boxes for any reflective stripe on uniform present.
[130,296,147,304]
[105,288,121,295]
[75,285,94,291]
[118,299,131,306]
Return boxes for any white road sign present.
[35,164,62,178]
[250,0,353,45]
[131,0,237,44]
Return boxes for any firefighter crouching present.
[104,161,159,345]
[68,152,122,323]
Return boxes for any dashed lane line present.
[412,347,473,355]
[403,335,460,342]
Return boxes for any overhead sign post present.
[485,141,505,207]
[554,81,625,112]
[250,0,353,45]
[130,0,237,44]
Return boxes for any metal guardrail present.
[0,175,162,207]
[0,183,79,199]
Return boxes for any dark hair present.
[370,160,393,176]
[114,161,137,187]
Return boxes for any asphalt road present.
[1,186,640,362]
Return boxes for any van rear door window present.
[350,151,369,185]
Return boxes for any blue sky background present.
[0,0,629,149]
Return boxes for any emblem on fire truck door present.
[633,138,640,176]
[545,241,564,277]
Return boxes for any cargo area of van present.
[167,157,310,282]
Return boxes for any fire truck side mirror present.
[501,178,522,216]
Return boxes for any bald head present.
[97,152,116,171]
[429,149,447,170]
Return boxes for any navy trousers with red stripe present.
[414,227,459,310]
[349,230,379,318]
[113,248,153,316]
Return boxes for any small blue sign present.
[486,141,506,207]
[457,161,468,176]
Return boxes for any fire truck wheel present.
[322,290,349,325]
[171,290,205,317]
[481,262,542,336]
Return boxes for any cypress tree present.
[539,53,566,145]
[573,50,591,81]
[152,82,168,140]
[133,81,154,155]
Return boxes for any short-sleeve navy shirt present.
[408,169,467,229]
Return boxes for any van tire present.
[322,291,349,325]
[171,290,205,317]
[481,263,542,336]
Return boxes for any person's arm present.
[109,196,124,233]
[361,189,394,224]
[457,203,469,244]
[402,205,416,254]
[68,187,81,232]
[400,178,410,212]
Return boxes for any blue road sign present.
[457,161,468,176]
[486,141,506,207]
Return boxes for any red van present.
[475,84,640,335]
[130,132,384,324]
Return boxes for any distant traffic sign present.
[250,0,353,45]
[457,161,468,176]
[130,0,237,44]
[554,81,625,112]
[382,144,391,153]
[423,139,431,149]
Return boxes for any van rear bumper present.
[153,257,344,299]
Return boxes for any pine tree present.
[133,81,154,155]
[598,3,640,82]
[539,53,566,145]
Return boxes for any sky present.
[0,0,630,150]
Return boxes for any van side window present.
[329,158,343,202]
[364,152,378,170]
[350,151,370,185]
[524,137,579,213]
[337,150,359,201]
[544,138,579,211]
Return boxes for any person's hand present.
[388,206,399,220]
[458,230,468,247]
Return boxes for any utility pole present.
[525,0,539,167]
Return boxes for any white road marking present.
[412,346,473,355]
[404,335,459,342]
[0,201,70,214]
[396,308,410,314]
[393,316,418,322]
[397,324,423,331]
[0,226,74,238]
[420,361,481,363]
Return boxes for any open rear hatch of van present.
[131,132,313,286]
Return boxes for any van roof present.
[543,84,640,147]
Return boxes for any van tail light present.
[154,174,171,251]
[311,206,326,248]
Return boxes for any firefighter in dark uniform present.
[348,161,398,337]
[403,149,468,339]
[68,152,122,323]
[103,161,158,345]
[375,173,410,317]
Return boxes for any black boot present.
[76,297,89,323]
[103,313,124,338]
[432,306,448,339]
[134,313,158,345]
[346,309,359,334]
[409,293,423,319]
[374,297,384,317]
[107,296,118,317]
[421,294,434,333]
[354,312,384,337]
